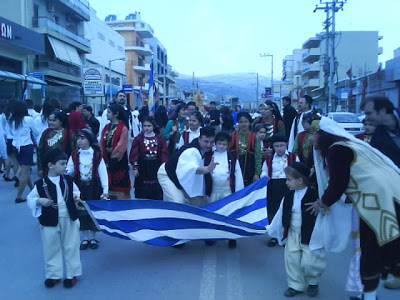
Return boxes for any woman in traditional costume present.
[100,104,131,200]
[162,103,188,156]
[230,112,261,186]
[307,117,400,300]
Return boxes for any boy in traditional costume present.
[27,148,82,288]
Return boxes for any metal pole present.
[163,60,167,105]
[271,55,274,101]
[109,60,112,104]
[256,73,259,107]
[330,1,336,112]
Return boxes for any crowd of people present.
[1,92,399,299]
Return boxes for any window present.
[98,32,105,41]
[109,40,115,47]
[54,16,60,24]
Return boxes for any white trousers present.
[209,179,231,203]
[40,217,82,279]
[284,213,325,291]
[157,163,207,206]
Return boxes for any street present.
[0,171,397,300]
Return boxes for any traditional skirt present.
[134,158,163,200]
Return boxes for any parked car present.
[325,112,364,135]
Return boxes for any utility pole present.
[314,0,346,112]
[260,53,273,101]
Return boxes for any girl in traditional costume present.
[37,110,73,175]
[162,103,188,156]
[177,111,203,149]
[252,101,285,140]
[67,128,108,250]
[100,104,131,200]
[129,117,168,200]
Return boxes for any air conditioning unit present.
[47,2,55,13]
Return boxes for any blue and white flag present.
[86,178,268,246]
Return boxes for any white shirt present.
[11,116,39,150]
[288,109,312,151]
[177,128,201,149]
[261,150,299,179]
[292,187,308,213]
[27,176,80,218]
[212,150,244,192]
[34,115,49,145]
[66,147,109,194]
[28,108,40,119]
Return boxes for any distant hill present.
[175,73,272,103]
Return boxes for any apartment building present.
[84,7,126,113]
[301,31,381,110]
[29,0,91,104]
[106,12,153,108]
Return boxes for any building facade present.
[84,7,125,114]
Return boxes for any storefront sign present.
[83,68,103,95]
[0,22,12,40]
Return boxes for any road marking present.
[199,246,217,300]
[226,247,243,300]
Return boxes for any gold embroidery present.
[362,193,381,211]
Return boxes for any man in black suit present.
[282,96,297,140]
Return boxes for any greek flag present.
[86,178,268,246]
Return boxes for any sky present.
[92,0,400,79]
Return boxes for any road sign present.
[122,84,133,92]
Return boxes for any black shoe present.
[80,240,89,250]
[13,176,19,187]
[307,285,319,297]
[44,279,60,288]
[267,238,278,247]
[63,277,77,288]
[3,175,13,181]
[228,240,237,248]
[89,239,99,249]
[15,198,26,204]
[205,241,216,246]
[284,288,302,297]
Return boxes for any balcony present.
[301,62,320,76]
[133,62,151,74]
[302,37,321,49]
[302,48,320,63]
[135,23,154,38]
[32,17,90,52]
[125,42,152,56]
[58,0,90,21]
[303,78,320,89]
[34,59,82,82]
[133,83,149,91]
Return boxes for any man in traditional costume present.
[157,126,217,206]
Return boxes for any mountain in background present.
[175,73,272,102]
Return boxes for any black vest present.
[282,187,318,245]
[35,175,78,226]
[165,138,212,190]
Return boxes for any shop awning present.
[46,78,82,89]
[0,71,47,85]
[48,36,82,67]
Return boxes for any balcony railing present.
[59,0,90,20]
[34,60,81,77]
[32,17,90,48]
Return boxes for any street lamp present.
[260,53,273,101]
[108,57,125,103]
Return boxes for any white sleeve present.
[177,135,184,149]
[176,148,204,198]
[66,156,74,175]
[98,158,109,194]
[27,116,40,142]
[260,160,268,178]
[287,121,296,152]
[234,160,244,191]
[98,109,110,142]
[27,185,42,217]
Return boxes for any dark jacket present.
[85,115,100,136]
[283,105,297,139]
[282,187,318,245]
[35,175,78,226]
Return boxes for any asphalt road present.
[0,170,398,300]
